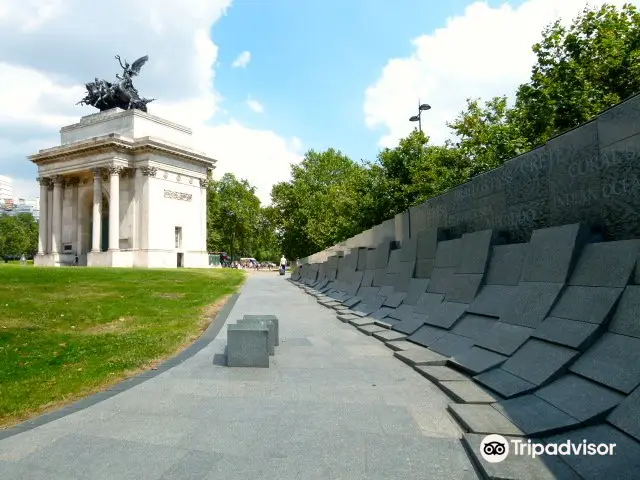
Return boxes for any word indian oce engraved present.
[164,189,192,202]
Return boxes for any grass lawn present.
[0,265,246,428]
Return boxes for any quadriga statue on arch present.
[77,54,156,112]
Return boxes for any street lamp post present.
[409,99,431,133]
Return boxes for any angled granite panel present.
[400,235,418,262]
[501,339,579,386]
[428,333,476,358]
[549,285,623,324]
[373,268,386,287]
[374,240,392,269]
[493,395,580,436]
[609,285,640,339]
[427,267,458,294]
[356,247,368,271]
[570,332,640,394]
[500,282,564,329]
[415,258,435,279]
[607,385,640,442]
[474,321,534,356]
[457,230,496,274]
[422,301,468,329]
[392,313,429,335]
[451,314,499,340]
[520,224,590,283]
[403,278,430,306]
[535,374,624,423]
[533,316,602,350]
[475,368,536,398]
[467,285,519,318]
[407,324,448,348]
[445,274,484,304]
[417,228,448,259]
[598,93,640,147]
[543,424,640,479]
[388,304,414,321]
[434,239,463,268]
[485,244,527,286]
[449,347,508,375]
[414,292,445,314]
[568,240,640,287]
[365,249,377,270]
[383,292,407,308]
[394,260,416,292]
[386,249,403,273]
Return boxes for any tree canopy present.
[269,3,640,260]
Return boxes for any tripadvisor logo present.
[480,435,509,463]
[480,434,616,463]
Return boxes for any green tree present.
[270,148,367,259]
[515,3,640,145]
[0,215,31,257]
[446,96,527,177]
[207,173,263,260]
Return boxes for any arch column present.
[91,168,103,252]
[51,175,64,254]
[108,166,123,251]
[37,177,50,255]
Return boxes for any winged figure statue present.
[77,54,155,112]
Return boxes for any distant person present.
[280,255,287,270]
[20,254,26,265]
[74,255,79,266]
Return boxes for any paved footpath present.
[0,274,478,479]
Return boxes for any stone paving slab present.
[357,324,386,336]
[372,330,406,342]
[373,319,395,329]
[394,347,449,366]
[415,366,469,382]
[438,381,498,404]
[448,404,523,436]
[384,340,418,351]
[449,347,507,375]
[0,274,474,480]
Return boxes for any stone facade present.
[31,108,216,268]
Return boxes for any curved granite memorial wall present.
[291,94,640,479]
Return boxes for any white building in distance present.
[0,175,12,201]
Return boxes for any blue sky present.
[0,0,618,202]
[212,0,521,162]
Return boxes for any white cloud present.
[365,0,640,148]
[246,96,264,113]
[0,0,302,203]
[195,121,303,204]
[231,50,251,68]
